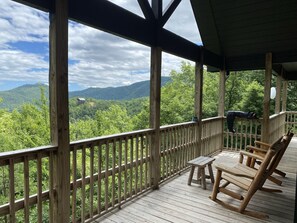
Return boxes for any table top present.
[187,156,215,167]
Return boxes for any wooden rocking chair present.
[245,130,294,186]
[210,135,289,219]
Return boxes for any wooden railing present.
[268,112,286,143]
[285,111,297,133]
[223,112,287,151]
[160,122,197,182]
[223,117,262,151]
[201,117,224,155]
[0,113,291,222]
[0,146,57,223]
[159,117,223,182]
[69,129,154,222]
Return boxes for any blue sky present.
[0,0,201,92]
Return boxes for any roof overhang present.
[191,0,297,80]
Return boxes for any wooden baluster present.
[129,137,133,197]
[124,137,128,200]
[135,135,139,195]
[118,139,122,206]
[140,135,144,191]
[37,154,42,223]
[145,133,149,189]
[97,142,102,215]
[72,148,77,223]
[111,140,116,207]
[9,158,15,223]
[81,146,86,222]
[49,151,54,223]
[105,142,109,211]
[90,144,94,217]
[24,156,29,223]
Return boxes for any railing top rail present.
[159,117,223,130]
[160,121,195,130]
[70,128,154,147]
[201,116,223,123]
[285,111,297,114]
[0,145,57,160]
[269,112,286,119]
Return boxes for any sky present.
[0,0,201,91]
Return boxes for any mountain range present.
[0,76,171,110]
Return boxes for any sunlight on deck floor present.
[94,138,297,223]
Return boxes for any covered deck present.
[1,0,297,223]
[97,138,297,223]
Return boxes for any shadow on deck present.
[95,138,297,223]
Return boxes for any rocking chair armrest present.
[246,146,268,153]
[214,163,254,179]
[240,150,264,161]
[254,141,271,148]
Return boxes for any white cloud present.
[0,0,200,90]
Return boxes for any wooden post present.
[194,53,203,157]
[218,70,226,117]
[218,70,226,151]
[149,0,162,190]
[149,47,161,189]
[282,80,288,112]
[275,75,282,114]
[262,53,272,143]
[49,0,70,222]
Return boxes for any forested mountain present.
[0,83,49,110]
[70,76,171,100]
[0,77,171,110]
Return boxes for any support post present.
[282,81,288,112]
[218,70,226,117]
[194,54,203,157]
[49,0,70,222]
[218,70,226,150]
[275,75,282,114]
[262,53,272,143]
[149,47,161,189]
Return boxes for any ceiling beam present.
[13,0,223,67]
[137,0,155,21]
[152,0,163,19]
[13,0,52,12]
[69,0,155,45]
[161,0,181,27]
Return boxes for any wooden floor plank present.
[92,138,297,223]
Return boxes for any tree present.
[70,118,98,141]
[287,81,297,111]
[160,61,195,125]
[225,72,245,112]
[239,81,264,117]
[95,105,134,136]
[203,72,219,118]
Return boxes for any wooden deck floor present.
[94,138,297,223]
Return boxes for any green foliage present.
[239,81,264,116]
[225,72,245,111]
[161,62,195,124]
[95,105,134,136]
[203,72,219,118]
[287,81,297,111]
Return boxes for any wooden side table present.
[187,156,215,189]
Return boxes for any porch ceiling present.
[191,0,297,80]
